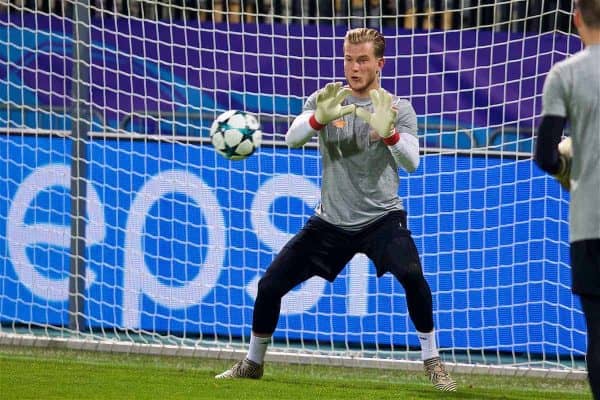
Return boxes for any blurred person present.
[401,0,453,30]
[348,0,365,28]
[534,0,600,398]
[507,0,528,32]
[104,0,124,14]
[10,0,25,10]
[126,0,159,18]
[527,0,572,32]
[215,27,457,392]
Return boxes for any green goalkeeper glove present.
[313,82,356,126]
[554,155,571,191]
[554,137,572,191]
[355,88,398,138]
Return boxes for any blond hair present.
[344,28,385,58]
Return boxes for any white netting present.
[0,0,584,376]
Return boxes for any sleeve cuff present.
[383,129,400,146]
[309,114,326,131]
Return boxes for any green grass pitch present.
[0,345,591,399]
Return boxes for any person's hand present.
[554,137,572,191]
[355,88,397,138]
[314,82,356,125]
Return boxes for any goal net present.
[0,1,585,377]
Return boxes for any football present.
[558,136,572,159]
[210,110,262,160]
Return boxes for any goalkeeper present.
[216,27,456,392]
[534,0,600,398]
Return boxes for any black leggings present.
[252,211,434,335]
[572,239,600,399]
[580,294,600,400]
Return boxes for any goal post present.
[0,1,585,377]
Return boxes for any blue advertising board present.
[0,134,583,356]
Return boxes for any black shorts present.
[571,239,600,296]
[267,210,422,283]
